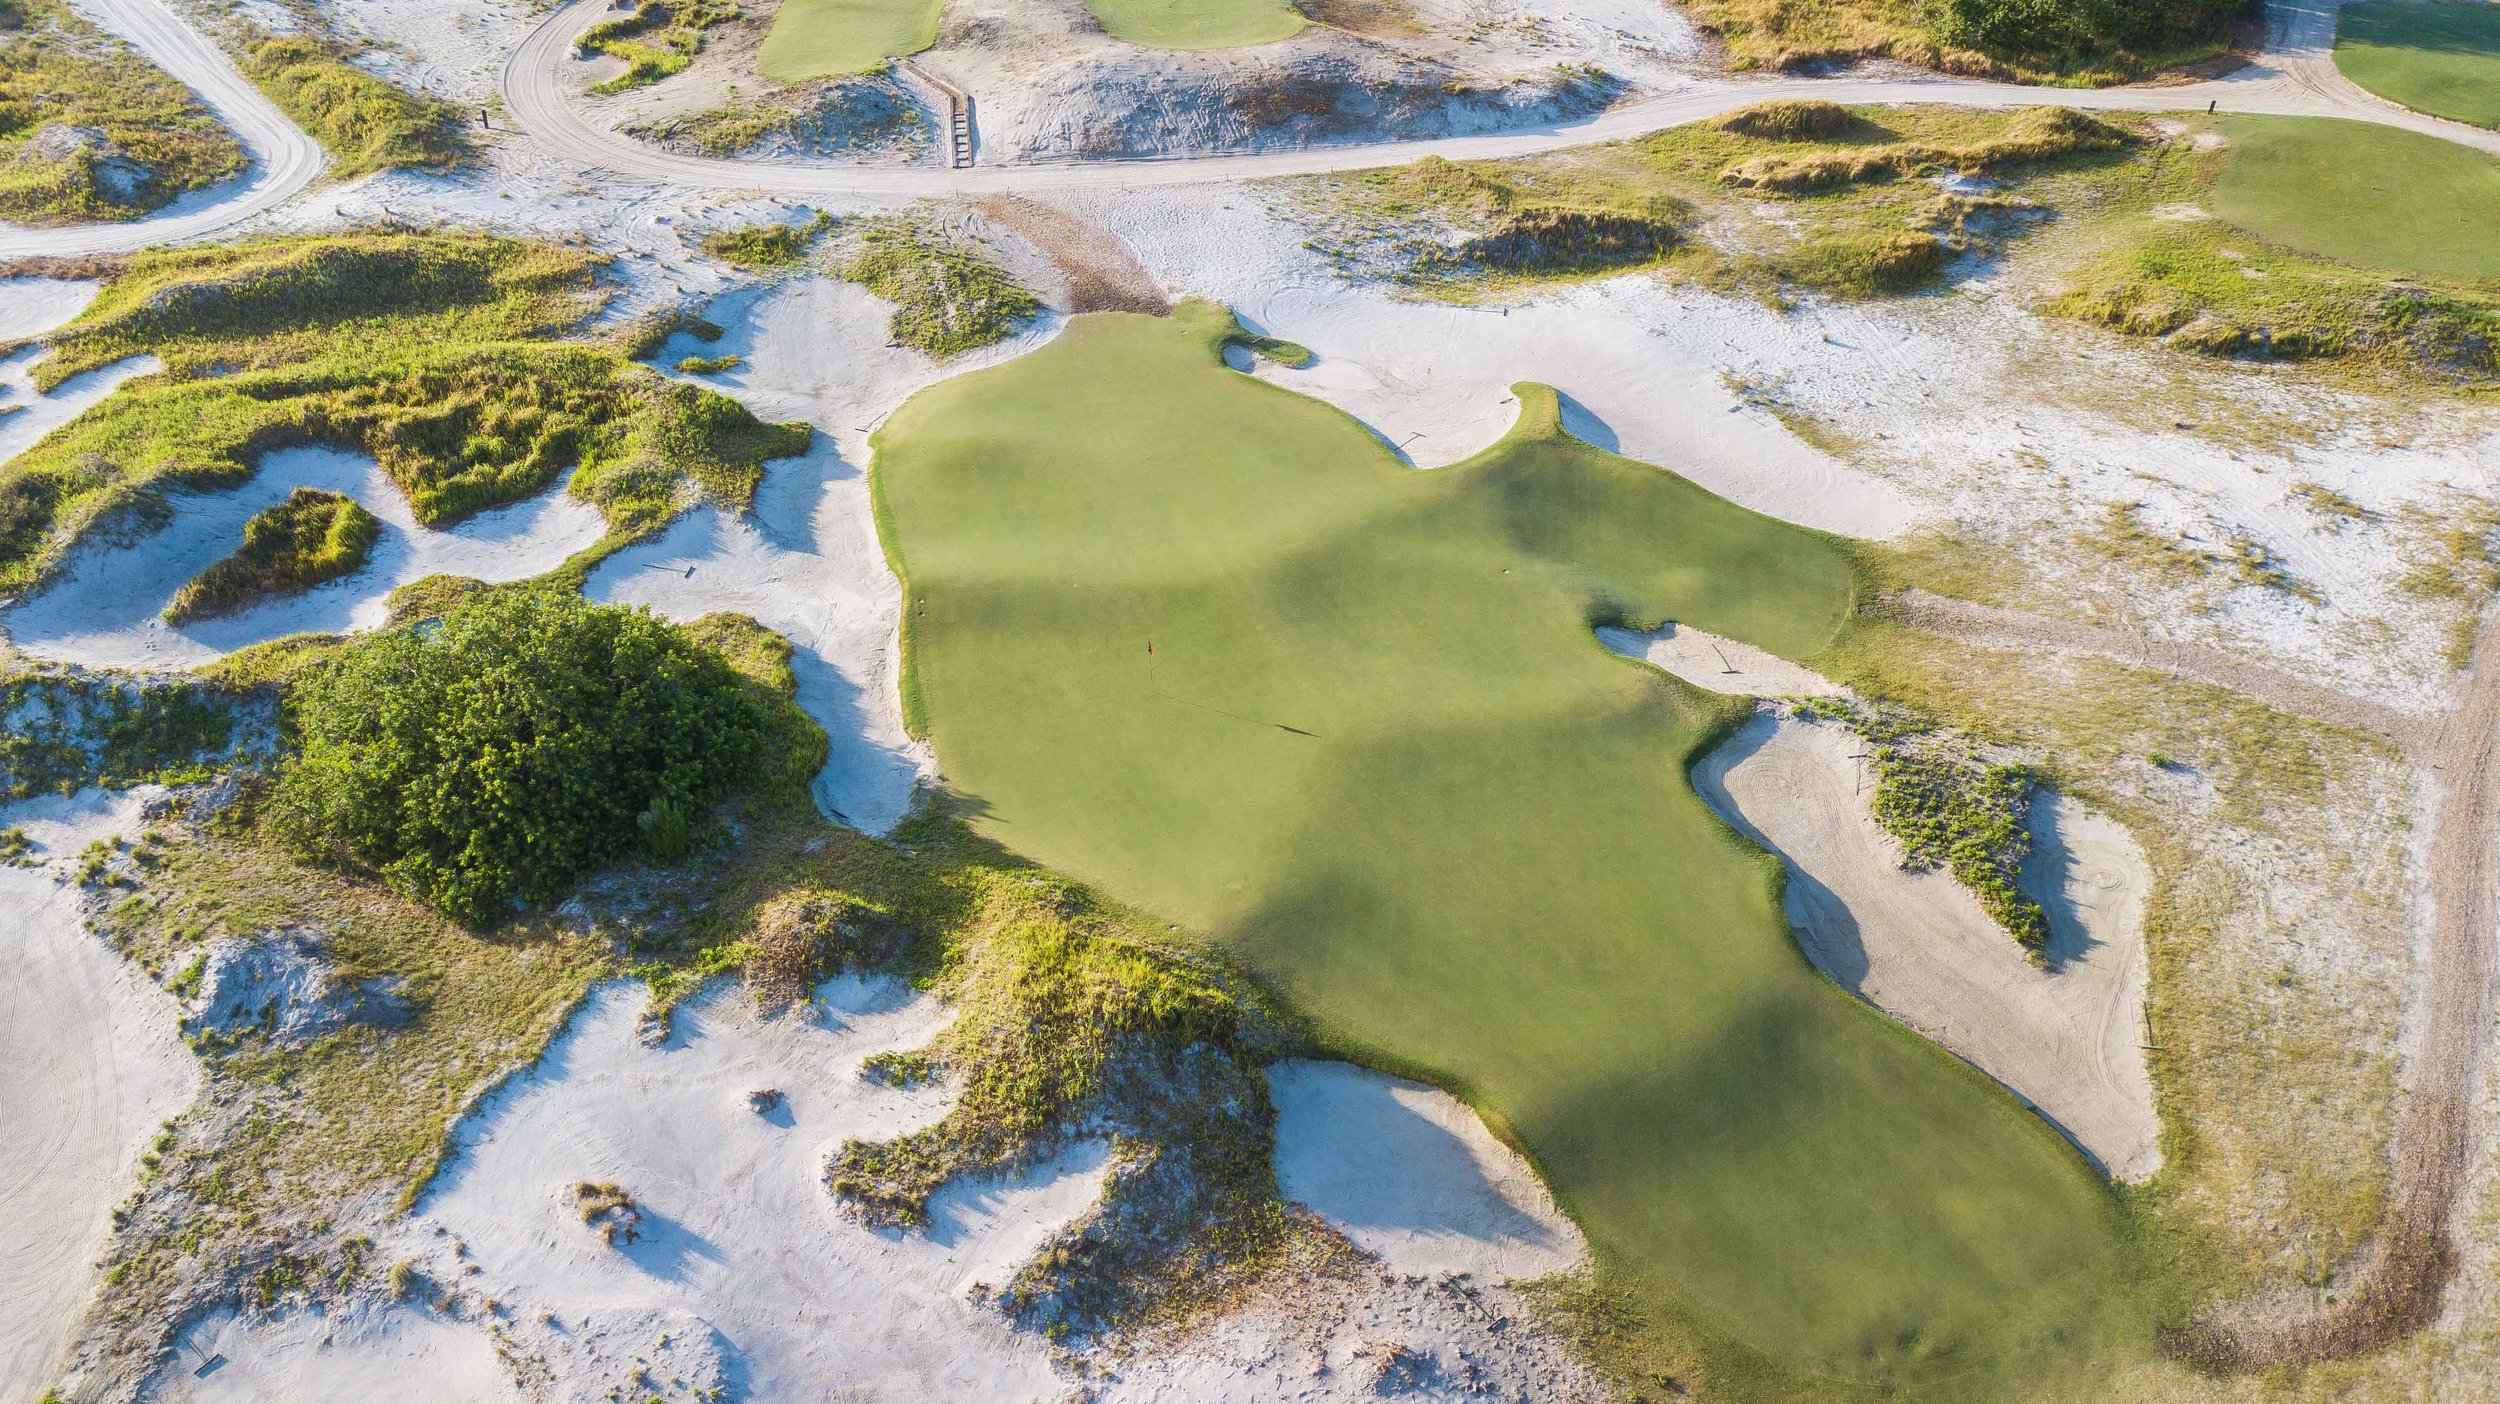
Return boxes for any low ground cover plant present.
[0,0,246,223]
[837,218,1040,357]
[164,488,381,624]
[701,211,835,269]
[269,588,773,922]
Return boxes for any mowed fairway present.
[873,303,2140,1399]
[758,0,943,81]
[2337,1,2500,130]
[1080,0,1304,49]
[2214,115,2500,280]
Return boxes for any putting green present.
[1081,0,1304,50]
[2336,1,2500,130]
[873,303,2140,1398]
[2213,115,2500,280]
[757,0,942,82]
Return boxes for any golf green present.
[1079,0,1304,49]
[757,0,942,81]
[2337,1,2500,130]
[2214,115,2500,280]
[871,303,2138,1399]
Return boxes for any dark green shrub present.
[269,590,770,922]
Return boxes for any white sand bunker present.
[587,275,1057,835]
[1695,713,2160,1180]
[1270,1060,1583,1281]
[0,786,196,1396]
[1599,621,1842,699]
[4,445,606,671]
[400,977,1104,1402]
[156,1303,519,1404]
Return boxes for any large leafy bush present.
[270,589,768,922]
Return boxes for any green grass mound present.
[2212,115,2500,281]
[1078,0,1304,49]
[0,0,246,224]
[242,35,466,176]
[872,300,2141,1399]
[0,234,809,598]
[838,217,1040,358]
[270,589,773,922]
[757,0,943,81]
[165,487,381,624]
[2336,1,2500,130]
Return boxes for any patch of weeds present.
[573,1180,643,1245]
[576,0,744,96]
[240,33,467,177]
[0,0,246,224]
[858,1048,933,1088]
[2083,501,2215,588]
[2393,490,2500,666]
[835,216,1041,359]
[2287,481,2377,530]
[164,488,380,624]
[1796,696,2050,952]
[2216,529,2321,604]
[700,210,834,269]
[674,353,742,375]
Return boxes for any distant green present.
[873,302,2141,1400]
[2337,2,2500,130]
[757,0,942,81]
[1077,0,1303,48]
[2214,115,2500,280]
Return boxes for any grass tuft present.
[163,487,380,624]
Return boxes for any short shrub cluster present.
[0,0,246,223]
[1797,698,2052,953]
[241,34,467,177]
[163,487,380,624]
[837,219,1041,358]
[577,0,743,96]
[268,589,774,922]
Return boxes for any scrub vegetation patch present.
[1296,104,2143,300]
[0,233,809,598]
[836,216,1041,358]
